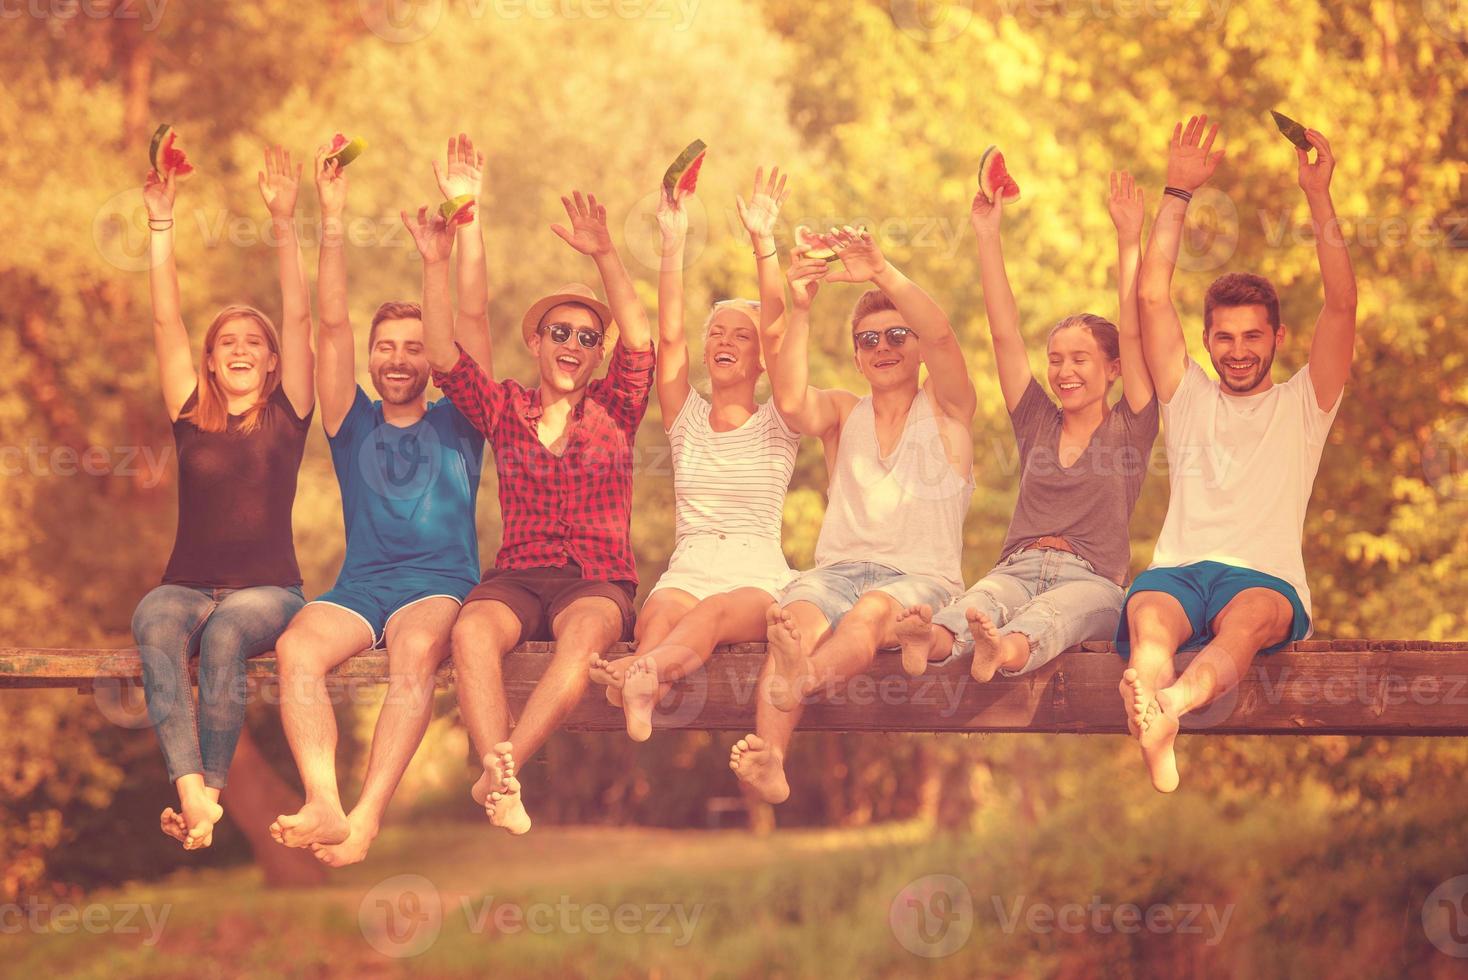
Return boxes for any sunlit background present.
[2,0,1466,975]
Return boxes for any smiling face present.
[1047,324,1119,413]
[206,315,279,400]
[703,306,762,390]
[368,316,430,405]
[851,309,919,390]
[531,302,605,395]
[1205,305,1283,395]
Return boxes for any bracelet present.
[1162,187,1194,204]
[754,248,776,261]
[148,219,174,230]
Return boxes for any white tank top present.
[813,388,973,592]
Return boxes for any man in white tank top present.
[1120,115,1356,793]
[730,225,976,806]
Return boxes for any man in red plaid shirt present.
[405,189,653,836]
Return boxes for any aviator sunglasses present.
[852,326,912,351]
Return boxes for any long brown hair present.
[182,305,283,434]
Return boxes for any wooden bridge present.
[2,640,1465,735]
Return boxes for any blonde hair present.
[182,304,282,434]
[702,298,760,335]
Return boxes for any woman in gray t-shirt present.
[895,171,1160,682]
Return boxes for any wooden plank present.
[1,643,1465,735]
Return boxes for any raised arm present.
[1297,130,1356,411]
[969,189,1033,412]
[757,241,846,438]
[434,133,494,375]
[827,227,977,424]
[1106,170,1154,411]
[550,191,651,352]
[402,207,458,373]
[143,168,197,421]
[654,187,692,425]
[313,143,356,436]
[1139,114,1224,402]
[257,146,314,419]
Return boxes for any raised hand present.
[1107,170,1145,240]
[314,143,348,218]
[1296,129,1336,198]
[551,190,613,256]
[257,145,302,219]
[786,243,827,312]
[143,168,176,220]
[400,206,456,264]
[656,188,688,245]
[735,166,790,244]
[1166,114,1224,193]
[969,186,1002,238]
[433,132,485,203]
[822,225,888,284]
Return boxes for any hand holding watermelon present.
[550,191,613,257]
[142,168,176,221]
[1166,114,1225,193]
[314,141,349,218]
[400,205,456,264]
[785,239,828,313]
[257,145,303,220]
[433,133,485,208]
[656,187,688,247]
[822,226,888,284]
[1295,129,1335,199]
[735,166,791,248]
[969,186,1003,239]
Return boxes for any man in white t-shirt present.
[1119,114,1357,792]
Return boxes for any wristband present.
[148,218,174,230]
[1163,187,1194,204]
[754,248,776,261]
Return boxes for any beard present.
[372,364,429,405]
[1213,348,1276,393]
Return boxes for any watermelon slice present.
[324,132,367,169]
[662,139,707,197]
[1269,110,1312,151]
[799,226,864,263]
[149,124,195,180]
[978,145,1020,204]
[439,193,476,227]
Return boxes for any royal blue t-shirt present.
[327,386,485,588]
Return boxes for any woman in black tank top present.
[130,147,315,851]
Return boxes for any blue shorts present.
[1115,560,1310,658]
[780,560,955,633]
[310,573,476,649]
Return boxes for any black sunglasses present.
[852,326,912,351]
[539,322,604,350]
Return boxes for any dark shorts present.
[465,561,636,644]
[1115,560,1310,658]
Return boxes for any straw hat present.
[520,282,617,348]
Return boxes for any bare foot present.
[310,811,380,868]
[179,792,223,851]
[895,604,935,676]
[1138,687,1182,793]
[1118,667,1151,737]
[765,604,811,712]
[967,608,1006,683]
[159,806,189,845]
[270,799,350,849]
[484,742,532,835]
[622,657,660,742]
[589,652,627,707]
[729,734,790,804]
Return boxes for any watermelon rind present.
[326,135,368,169]
[149,124,173,172]
[440,193,475,225]
[1269,110,1312,151]
[662,139,707,195]
[978,144,1020,204]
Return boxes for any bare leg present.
[590,589,692,707]
[451,600,523,811]
[270,605,372,848]
[311,598,458,868]
[1118,592,1192,736]
[969,610,1028,683]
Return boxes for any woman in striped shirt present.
[589,168,802,740]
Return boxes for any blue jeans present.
[931,548,1124,675]
[780,560,956,632]
[131,584,304,788]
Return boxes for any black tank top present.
[161,385,312,589]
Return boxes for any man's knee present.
[275,628,330,676]
[451,604,519,663]
[389,627,450,677]
[1127,593,1189,644]
[1214,593,1291,650]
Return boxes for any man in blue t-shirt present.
[268,136,492,865]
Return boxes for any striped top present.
[667,392,800,542]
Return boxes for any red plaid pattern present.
[432,342,654,583]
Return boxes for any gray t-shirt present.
[998,379,1160,584]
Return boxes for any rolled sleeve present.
[431,343,507,438]
[594,340,655,433]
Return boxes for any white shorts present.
[647,532,796,603]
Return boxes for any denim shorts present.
[779,560,956,631]
[1116,560,1310,657]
